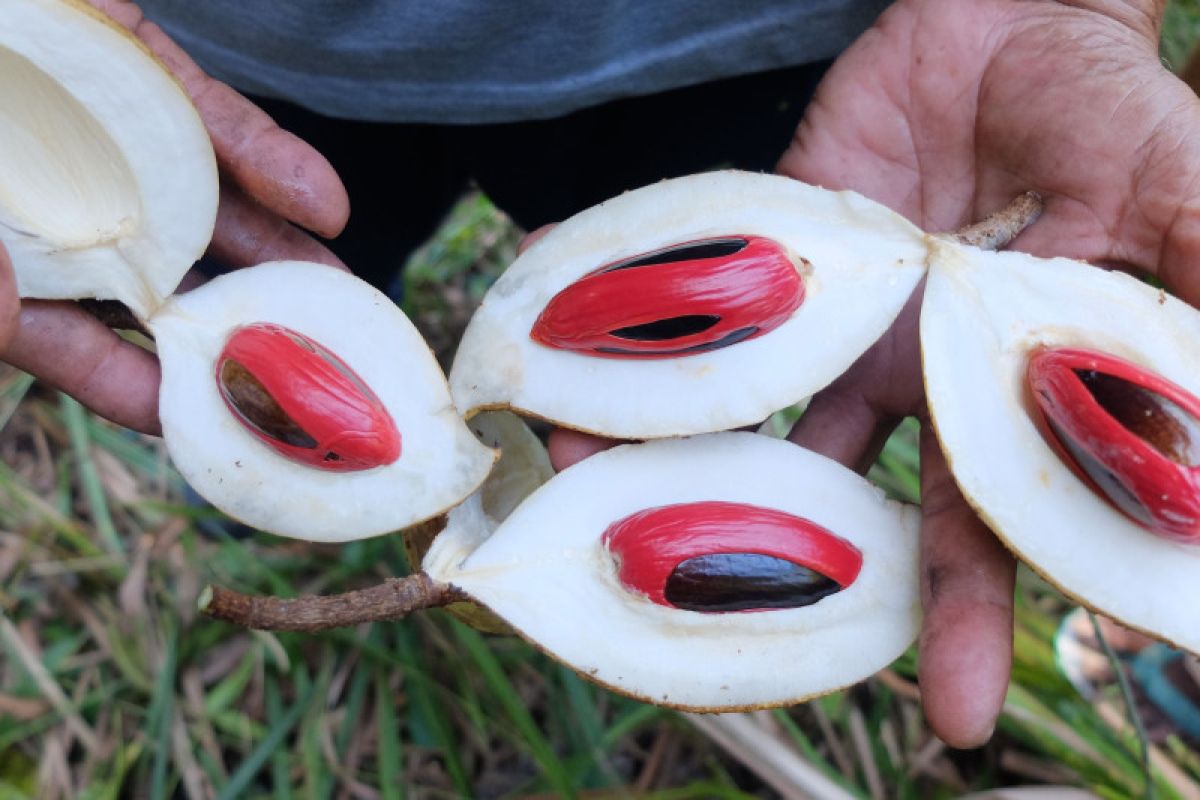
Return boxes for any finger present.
[207,183,348,272]
[786,386,894,474]
[1156,198,1200,309]
[547,428,621,472]
[916,421,1015,748]
[88,0,349,238]
[3,301,161,435]
[0,244,19,351]
[517,224,557,255]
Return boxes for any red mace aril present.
[1026,347,1200,542]
[603,501,862,612]
[216,323,401,471]
[530,236,803,358]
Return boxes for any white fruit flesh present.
[424,410,555,578]
[922,240,1200,653]
[424,433,920,710]
[449,171,929,438]
[152,262,496,542]
[0,0,216,318]
[466,411,555,524]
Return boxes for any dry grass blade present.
[37,734,73,800]
[171,710,212,800]
[958,790,1099,800]
[1094,700,1200,800]
[0,614,100,754]
[684,712,857,800]
[810,700,856,780]
[848,706,884,800]
[0,690,50,719]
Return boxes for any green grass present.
[4,256,1195,798]
[5,5,1200,794]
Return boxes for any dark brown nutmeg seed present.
[663,553,842,612]
[603,501,861,613]
[1027,347,1200,542]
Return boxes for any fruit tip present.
[196,585,214,612]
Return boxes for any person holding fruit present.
[0,0,1195,748]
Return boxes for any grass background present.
[3,5,1200,797]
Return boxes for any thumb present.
[1155,194,1200,308]
[0,243,19,352]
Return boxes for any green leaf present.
[374,669,403,800]
[217,669,319,800]
[61,394,124,557]
[453,622,574,797]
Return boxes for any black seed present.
[602,238,748,273]
[664,553,841,612]
[596,326,758,356]
[610,315,720,341]
[1077,369,1200,466]
[1045,415,1154,527]
[218,360,317,449]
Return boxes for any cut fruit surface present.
[1026,347,1200,541]
[423,432,920,710]
[922,239,1200,653]
[412,410,555,634]
[450,171,928,438]
[152,262,496,542]
[0,0,217,318]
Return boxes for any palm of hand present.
[785,0,1196,276]
[779,0,1200,747]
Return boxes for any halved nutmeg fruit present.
[922,239,1200,654]
[0,0,216,319]
[421,432,919,710]
[450,170,930,439]
[0,0,496,542]
[604,502,860,612]
[1026,347,1200,542]
[152,262,496,542]
[531,236,804,358]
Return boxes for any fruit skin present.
[603,501,861,609]
[530,236,803,358]
[217,323,401,472]
[1027,346,1200,542]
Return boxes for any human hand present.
[776,0,1200,746]
[1,0,350,434]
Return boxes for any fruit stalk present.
[198,573,465,631]
[78,299,151,336]
[950,191,1043,250]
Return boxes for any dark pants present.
[243,61,831,291]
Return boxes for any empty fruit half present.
[422,432,920,710]
[921,239,1200,653]
[0,0,216,319]
[449,171,929,438]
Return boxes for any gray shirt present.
[140,1,888,124]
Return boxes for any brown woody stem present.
[951,191,1043,251]
[78,299,152,337]
[198,572,466,631]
